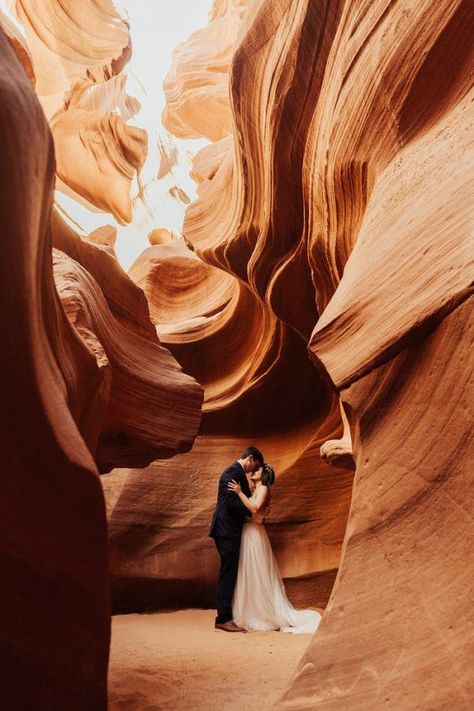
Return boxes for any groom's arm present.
[219,467,250,517]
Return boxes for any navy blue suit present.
[210,462,252,623]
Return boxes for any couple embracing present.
[210,446,321,634]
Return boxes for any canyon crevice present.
[1,0,472,709]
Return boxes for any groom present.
[209,446,264,632]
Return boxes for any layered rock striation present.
[0,8,203,710]
[0,27,110,711]
[105,0,355,612]
[107,0,473,707]
[11,0,147,223]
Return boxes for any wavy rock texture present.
[105,0,355,608]
[11,0,146,223]
[0,28,109,711]
[108,0,472,707]
[0,13,203,709]
[51,211,203,472]
[51,76,147,224]
[0,7,34,83]
[105,237,353,610]
[103,412,352,612]
[182,0,344,339]
[162,0,252,141]
[281,298,474,709]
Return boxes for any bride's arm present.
[227,481,268,514]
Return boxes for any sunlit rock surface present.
[51,76,147,224]
[105,0,354,610]
[0,7,34,82]
[105,237,353,610]
[52,238,203,472]
[0,9,203,709]
[162,0,251,141]
[11,0,145,223]
[2,0,471,706]
[106,0,472,707]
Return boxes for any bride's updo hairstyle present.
[262,464,275,487]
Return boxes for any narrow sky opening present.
[56,0,212,269]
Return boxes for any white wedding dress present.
[232,498,321,634]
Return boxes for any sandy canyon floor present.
[108,609,313,710]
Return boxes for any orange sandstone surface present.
[0,7,202,711]
[0,0,473,709]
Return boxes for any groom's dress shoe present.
[215,620,246,633]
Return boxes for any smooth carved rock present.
[303,0,474,314]
[0,15,203,701]
[129,239,330,433]
[148,227,175,246]
[0,27,109,711]
[12,1,145,224]
[115,225,353,610]
[182,0,343,339]
[162,0,251,141]
[52,212,204,472]
[53,248,203,471]
[85,224,117,256]
[13,0,131,98]
[51,76,147,224]
[103,401,354,612]
[280,299,474,709]
[120,4,473,708]
[309,84,473,389]
[0,8,35,84]
[320,401,354,471]
[103,0,355,612]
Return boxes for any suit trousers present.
[214,536,241,624]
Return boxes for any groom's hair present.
[241,446,264,466]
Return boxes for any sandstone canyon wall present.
[0,5,202,710]
[1,0,472,708]
[107,0,473,707]
[102,0,355,614]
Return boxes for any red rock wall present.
[281,298,474,708]
[105,0,473,707]
[0,27,110,710]
[0,8,203,709]
[103,0,355,612]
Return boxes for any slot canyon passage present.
[0,0,473,709]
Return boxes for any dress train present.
[233,522,321,634]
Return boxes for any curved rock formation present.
[5,0,469,706]
[0,7,34,83]
[105,233,353,610]
[103,0,353,614]
[52,242,203,472]
[0,11,203,709]
[11,0,146,223]
[0,27,109,711]
[51,76,147,224]
[129,239,328,432]
[162,0,251,141]
[12,0,131,97]
[281,296,474,709]
[107,1,472,707]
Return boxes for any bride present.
[227,464,321,634]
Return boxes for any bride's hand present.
[227,479,241,494]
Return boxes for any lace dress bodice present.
[248,493,269,525]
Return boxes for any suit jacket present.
[209,461,252,540]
